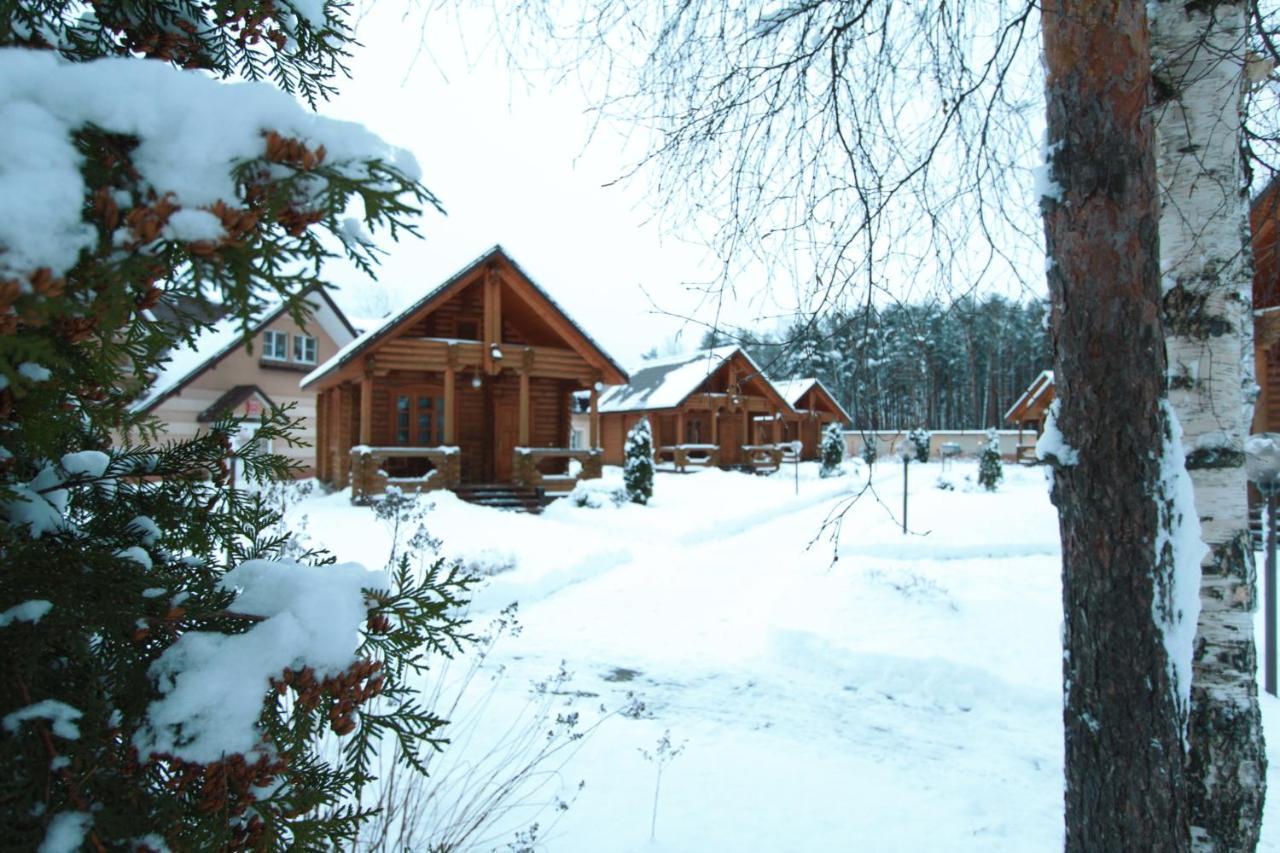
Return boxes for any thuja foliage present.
[624,417,655,505]
[0,2,469,849]
[908,428,931,463]
[820,422,845,478]
[979,428,1004,492]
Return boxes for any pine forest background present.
[695,295,1051,431]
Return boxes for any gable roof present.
[196,385,276,422]
[1004,369,1055,423]
[598,346,792,414]
[130,286,357,416]
[300,245,628,389]
[773,377,853,423]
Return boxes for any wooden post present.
[589,379,600,449]
[519,372,531,446]
[313,389,327,481]
[444,344,457,445]
[741,405,749,446]
[336,383,353,487]
[676,410,685,446]
[483,267,502,375]
[711,405,719,445]
[359,369,373,446]
[772,408,781,444]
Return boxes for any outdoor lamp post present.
[897,440,913,535]
[1246,432,1280,697]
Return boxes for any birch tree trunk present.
[1042,1,1199,848]
[1151,3,1267,848]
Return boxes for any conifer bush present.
[979,428,1004,492]
[908,427,931,463]
[624,418,655,505]
[0,2,469,849]
[820,422,845,477]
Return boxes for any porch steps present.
[454,484,560,514]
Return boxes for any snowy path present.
[290,462,1280,852]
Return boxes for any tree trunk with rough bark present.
[1042,2,1200,849]
[1151,2,1267,848]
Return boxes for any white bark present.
[1152,1,1266,849]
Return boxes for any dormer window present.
[293,334,317,365]
[263,329,288,361]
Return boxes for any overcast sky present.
[314,3,753,366]
[317,4,1047,366]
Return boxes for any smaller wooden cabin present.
[1003,369,1055,462]
[300,246,628,500]
[597,347,795,471]
[770,378,852,460]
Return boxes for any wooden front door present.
[493,404,518,482]
[719,412,741,465]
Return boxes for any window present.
[456,320,479,340]
[293,334,318,364]
[263,329,288,360]
[393,392,445,446]
[569,428,583,449]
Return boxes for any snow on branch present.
[0,47,421,281]
[134,558,390,763]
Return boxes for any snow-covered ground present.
[283,461,1280,852]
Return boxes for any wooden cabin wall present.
[403,283,535,346]
[407,286,483,339]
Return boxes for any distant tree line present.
[704,295,1051,431]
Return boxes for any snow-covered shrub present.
[0,3,463,848]
[979,428,1004,491]
[908,427,931,463]
[820,422,846,477]
[569,477,628,509]
[861,437,878,466]
[624,417,655,505]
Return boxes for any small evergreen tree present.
[908,427,931,463]
[979,427,1004,491]
[820,422,845,477]
[624,417,655,504]
[861,436,878,466]
[0,2,468,849]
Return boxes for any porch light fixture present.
[471,370,482,389]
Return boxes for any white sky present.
[318,3,748,365]
[317,3,1048,366]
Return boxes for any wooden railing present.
[349,446,461,502]
[513,447,603,492]
[655,444,720,472]
[741,444,785,473]
[372,338,596,383]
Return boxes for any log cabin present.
[1253,179,1280,435]
[301,246,628,502]
[597,346,795,472]
[770,378,852,460]
[1003,369,1055,462]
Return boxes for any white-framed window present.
[293,334,318,364]
[263,329,288,360]
[569,428,584,449]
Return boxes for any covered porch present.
[314,338,605,500]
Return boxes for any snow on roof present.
[301,245,628,388]
[598,346,740,413]
[130,310,271,415]
[132,289,355,415]
[1003,369,1055,423]
[769,376,853,423]
[773,378,818,406]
